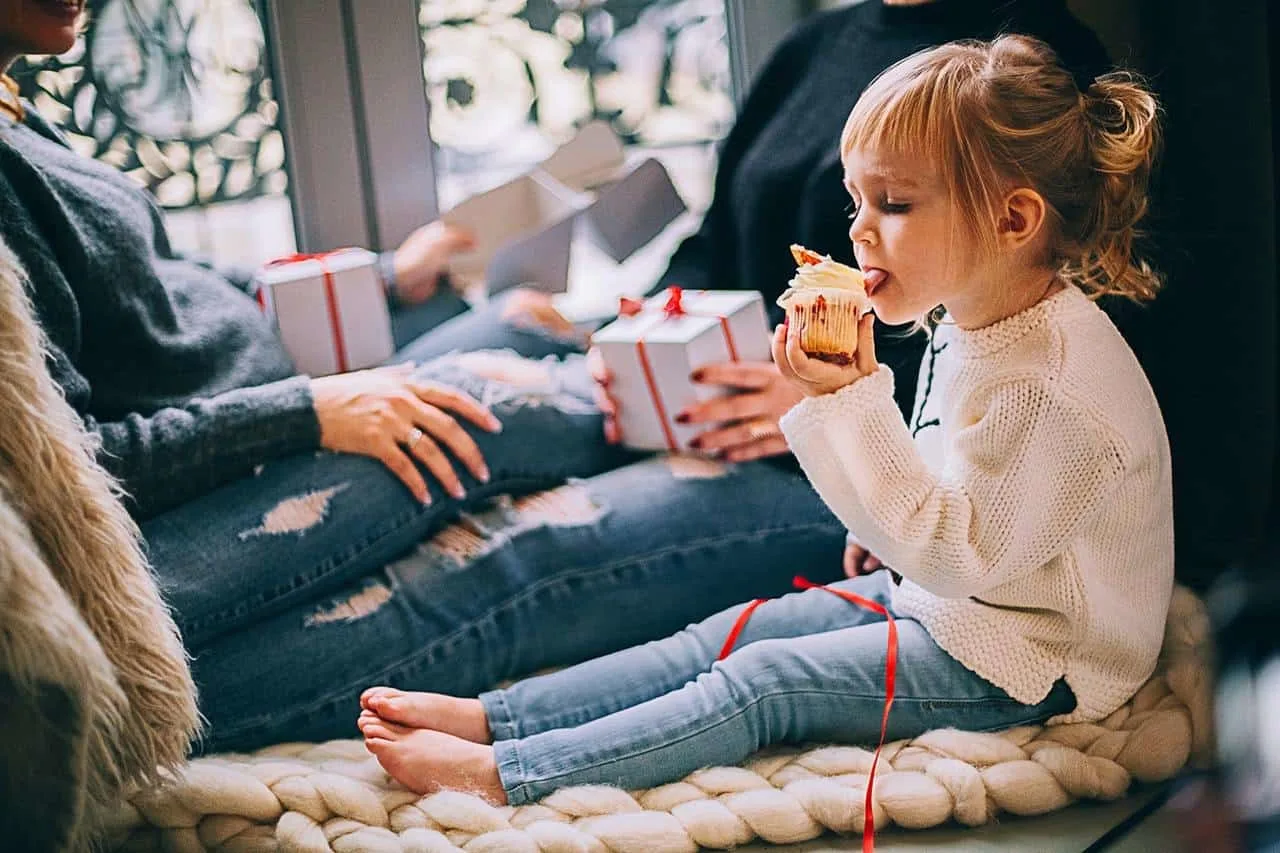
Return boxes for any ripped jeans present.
[143,301,846,752]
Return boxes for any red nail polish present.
[675,412,690,424]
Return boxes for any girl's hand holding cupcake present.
[773,312,878,397]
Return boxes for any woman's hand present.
[843,541,883,578]
[499,288,577,339]
[311,364,502,503]
[772,313,878,398]
[674,359,804,462]
[586,347,623,445]
[391,221,476,305]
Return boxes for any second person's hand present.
[675,359,804,462]
[311,364,502,504]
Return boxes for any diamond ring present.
[406,427,425,450]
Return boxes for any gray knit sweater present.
[0,109,320,520]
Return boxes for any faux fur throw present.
[0,236,199,846]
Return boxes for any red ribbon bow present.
[260,250,352,373]
[718,576,898,853]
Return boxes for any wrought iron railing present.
[11,0,286,210]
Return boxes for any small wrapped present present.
[254,248,394,376]
[592,288,772,452]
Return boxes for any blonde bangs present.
[841,59,945,164]
[841,44,1007,256]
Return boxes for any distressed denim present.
[481,571,1078,804]
[143,301,847,752]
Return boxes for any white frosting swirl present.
[777,253,870,311]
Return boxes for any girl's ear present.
[997,188,1048,250]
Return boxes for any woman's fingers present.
[401,425,464,500]
[403,397,490,489]
[694,418,776,454]
[679,389,771,426]
[690,359,777,391]
[723,434,788,463]
[586,348,611,384]
[410,381,501,433]
[377,440,430,504]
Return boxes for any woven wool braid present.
[109,587,1210,853]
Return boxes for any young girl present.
[355,34,1175,808]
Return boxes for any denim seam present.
[187,476,554,637]
[213,520,845,736]
[480,690,519,741]
[494,738,529,803]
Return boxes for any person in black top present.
[0,0,1111,752]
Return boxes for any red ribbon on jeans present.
[718,575,898,853]
[263,251,352,373]
[617,287,741,451]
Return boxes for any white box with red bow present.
[252,248,394,377]
[591,288,773,452]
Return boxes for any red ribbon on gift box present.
[262,251,352,373]
[617,287,741,451]
[718,575,898,853]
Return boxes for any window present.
[10,0,296,267]
[12,1,806,270]
[419,0,734,211]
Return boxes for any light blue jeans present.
[143,296,847,753]
[481,571,1077,804]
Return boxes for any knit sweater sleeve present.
[82,374,320,520]
[0,172,320,520]
[780,368,1127,598]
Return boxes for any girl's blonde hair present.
[841,34,1162,303]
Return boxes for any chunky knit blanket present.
[109,586,1210,853]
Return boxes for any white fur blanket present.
[109,586,1211,852]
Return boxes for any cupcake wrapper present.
[787,293,862,361]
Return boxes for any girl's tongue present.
[862,268,889,295]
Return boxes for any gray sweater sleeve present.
[66,349,322,520]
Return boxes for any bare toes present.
[360,686,400,710]
[362,720,410,741]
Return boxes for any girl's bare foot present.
[361,721,506,804]
[359,687,492,744]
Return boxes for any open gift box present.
[440,121,687,295]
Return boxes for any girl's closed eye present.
[880,196,911,214]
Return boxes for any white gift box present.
[592,288,772,452]
[253,248,394,377]
[440,121,686,295]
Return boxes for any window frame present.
[262,0,811,253]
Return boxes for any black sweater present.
[654,0,1110,414]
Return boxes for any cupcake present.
[776,244,873,365]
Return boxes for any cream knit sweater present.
[780,287,1174,723]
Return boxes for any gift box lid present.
[256,248,378,288]
[592,290,765,345]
